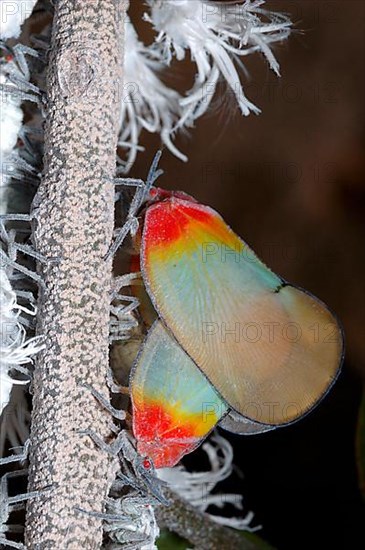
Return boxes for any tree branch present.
[25,1,128,547]
[156,487,272,550]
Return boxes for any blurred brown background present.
[128,2,365,549]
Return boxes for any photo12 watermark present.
[201,321,340,345]
[201,400,303,425]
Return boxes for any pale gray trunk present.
[25,1,128,548]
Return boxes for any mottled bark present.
[25,1,128,548]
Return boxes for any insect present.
[128,186,344,468]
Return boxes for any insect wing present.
[219,410,276,435]
[141,197,344,425]
[130,320,228,468]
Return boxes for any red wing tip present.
[145,196,216,226]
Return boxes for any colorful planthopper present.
[129,187,344,468]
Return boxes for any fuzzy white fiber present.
[0,73,23,158]
[0,56,24,210]
[0,0,38,40]
[0,54,37,416]
[119,0,291,172]
[118,18,186,172]
[157,433,259,531]
[120,1,291,169]
[0,269,42,415]
[145,0,291,127]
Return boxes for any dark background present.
[128,2,365,549]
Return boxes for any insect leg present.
[0,441,30,466]
[80,383,126,421]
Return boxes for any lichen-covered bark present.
[25,1,128,548]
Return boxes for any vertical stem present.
[25,1,128,548]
